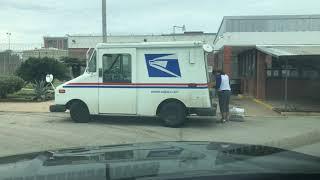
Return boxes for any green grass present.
[0,88,35,102]
[0,80,65,102]
[24,83,33,89]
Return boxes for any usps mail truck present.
[50,41,216,127]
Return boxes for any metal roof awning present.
[256,45,320,57]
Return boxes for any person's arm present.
[215,75,221,90]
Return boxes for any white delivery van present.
[50,41,216,127]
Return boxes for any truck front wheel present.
[159,101,186,128]
[70,101,90,123]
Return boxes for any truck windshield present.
[88,50,97,72]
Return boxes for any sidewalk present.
[266,99,320,113]
[228,96,280,117]
[0,101,53,113]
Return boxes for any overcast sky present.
[0,0,319,45]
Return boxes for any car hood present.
[0,141,319,179]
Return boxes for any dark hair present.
[217,70,225,75]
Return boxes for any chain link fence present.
[0,50,22,75]
[0,43,50,76]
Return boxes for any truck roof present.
[96,41,204,49]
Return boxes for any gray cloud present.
[0,0,53,11]
[0,0,320,44]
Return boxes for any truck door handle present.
[99,68,103,77]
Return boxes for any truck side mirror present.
[46,74,54,83]
[203,44,213,53]
[46,74,55,89]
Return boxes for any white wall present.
[214,31,320,50]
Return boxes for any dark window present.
[88,51,97,72]
[102,54,131,82]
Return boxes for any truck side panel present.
[136,47,211,116]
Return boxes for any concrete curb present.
[252,98,274,110]
[0,110,50,113]
[281,112,320,116]
[244,115,286,118]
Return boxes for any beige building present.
[22,48,68,61]
[67,32,216,49]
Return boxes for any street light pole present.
[6,32,11,50]
[102,0,107,43]
[172,25,186,41]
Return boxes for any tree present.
[61,57,86,78]
[16,57,69,82]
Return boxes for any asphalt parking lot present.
[0,111,319,157]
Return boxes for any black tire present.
[70,101,90,123]
[159,101,186,127]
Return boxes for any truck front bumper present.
[49,104,66,112]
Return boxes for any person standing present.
[215,70,231,123]
[211,70,218,98]
[212,70,220,97]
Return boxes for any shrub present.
[16,57,69,83]
[0,75,24,98]
[33,80,51,101]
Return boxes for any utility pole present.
[284,58,288,111]
[172,25,186,34]
[5,32,12,74]
[102,0,107,43]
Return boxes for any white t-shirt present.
[219,74,231,91]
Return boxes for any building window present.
[266,57,320,80]
[267,70,272,77]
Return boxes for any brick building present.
[213,15,320,102]
[43,36,68,50]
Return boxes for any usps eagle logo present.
[145,54,181,77]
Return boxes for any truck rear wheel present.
[70,101,90,123]
[159,101,186,128]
